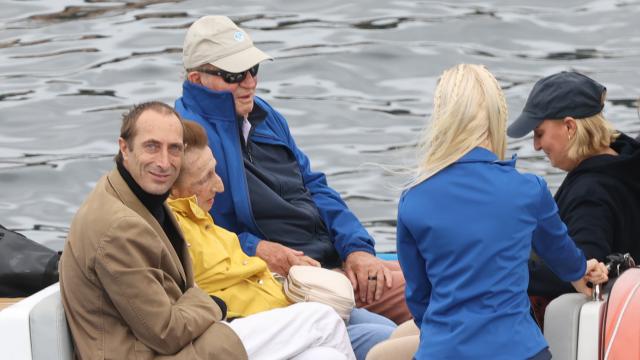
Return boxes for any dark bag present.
[0,224,60,297]
[605,253,636,278]
[599,253,637,295]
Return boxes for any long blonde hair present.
[407,64,508,188]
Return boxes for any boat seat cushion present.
[29,289,73,360]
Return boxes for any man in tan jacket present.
[59,101,247,359]
[59,101,354,360]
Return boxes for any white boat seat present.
[543,293,589,360]
[29,286,73,360]
[0,284,73,360]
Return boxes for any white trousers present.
[226,302,356,360]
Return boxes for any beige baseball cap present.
[183,15,272,73]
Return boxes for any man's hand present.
[344,251,392,304]
[255,240,320,276]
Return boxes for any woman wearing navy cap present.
[508,71,640,316]
[390,64,607,360]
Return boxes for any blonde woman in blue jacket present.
[394,64,608,359]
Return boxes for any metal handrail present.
[591,284,602,301]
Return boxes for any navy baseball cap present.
[507,71,606,138]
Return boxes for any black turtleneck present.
[116,160,184,267]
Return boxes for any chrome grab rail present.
[591,284,602,301]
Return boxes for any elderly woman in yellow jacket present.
[169,174,289,318]
[169,120,396,360]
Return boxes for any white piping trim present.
[604,281,640,359]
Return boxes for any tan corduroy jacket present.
[59,168,247,360]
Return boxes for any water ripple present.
[0,90,34,101]
[59,89,120,98]
[26,0,185,23]
[0,153,113,170]
[11,48,100,59]
[357,107,426,117]
[362,219,397,228]
[342,195,394,203]
[134,12,189,21]
[89,47,181,69]
[609,98,639,109]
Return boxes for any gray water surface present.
[1,0,639,251]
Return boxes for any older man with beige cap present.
[174,15,409,326]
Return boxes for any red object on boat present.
[603,267,640,360]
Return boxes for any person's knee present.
[390,320,418,339]
[365,335,419,360]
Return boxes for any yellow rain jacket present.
[168,196,290,318]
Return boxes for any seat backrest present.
[544,293,589,360]
[29,286,73,360]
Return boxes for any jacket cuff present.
[210,295,227,320]
[342,244,376,261]
[239,232,261,256]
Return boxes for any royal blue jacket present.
[397,147,586,359]
[175,81,375,260]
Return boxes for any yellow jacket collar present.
[168,196,211,221]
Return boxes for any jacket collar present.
[106,167,188,287]
[181,80,271,127]
[181,81,237,122]
[457,147,517,167]
[168,196,212,223]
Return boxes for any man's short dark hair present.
[115,101,183,162]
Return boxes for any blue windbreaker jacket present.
[175,81,375,260]
[397,147,586,359]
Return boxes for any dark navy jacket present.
[397,148,586,359]
[529,133,640,297]
[175,81,375,263]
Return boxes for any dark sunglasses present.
[196,64,260,84]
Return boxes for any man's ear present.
[118,137,129,162]
[563,117,577,137]
[187,71,201,84]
